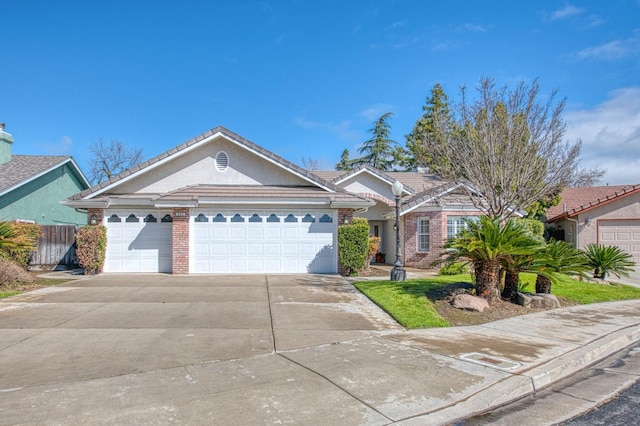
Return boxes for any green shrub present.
[439,261,468,275]
[515,218,545,239]
[584,244,635,280]
[76,225,107,275]
[0,222,40,268]
[338,218,369,276]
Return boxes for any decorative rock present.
[517,292,561,309]
[441,282,475,297]
[451,294,490,312]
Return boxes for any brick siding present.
[404,210,482,269]
[172,208,190,274]
[87,208,104,225]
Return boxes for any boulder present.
[451,294,490,312]
[441,282,475,297]
[517,292,560,309]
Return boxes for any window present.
[267,214,280,223]
[418,218,430,252]
[319,214,332,223]
[195,213,208,222]
[215,151,229,172]
[284,214,297,223]
[161,214,173,223]
[301,214,315,223]
[212,213,226,222]
[231,214,244,222]
[249,214,262,222]
[447,216,478,240]
[144,214,157,223]
[125,214,139,223]
[107,214,121,223]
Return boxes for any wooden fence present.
[30,225,78,270]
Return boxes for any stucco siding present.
[116,137,311,194]
[0,164,87,225]
[575,192,640,249]
[340,174,396,201]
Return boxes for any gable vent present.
[215,151,229,172]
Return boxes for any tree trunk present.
[535,275,552,293]
[474,260,501,304]
[502,270,520,302]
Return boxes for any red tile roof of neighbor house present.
[546,184,640,221]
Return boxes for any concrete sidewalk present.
[0,275,639,425]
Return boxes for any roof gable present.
[0,156,89,196]
[73,126,340,201]
[547,184,640,221]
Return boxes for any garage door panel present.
[599,219,640,278]
[191,210,337,274]
[104,211,173,273]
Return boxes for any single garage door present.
[104,211,173,273]
[599,219,640,278]
[191,210,337,274]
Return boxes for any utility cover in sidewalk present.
[459,352,521,370]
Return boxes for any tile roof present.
[156,185,373,205]
[71,126,342,201]
[546,184,640,221]
[313,166,446,196]
[0,155,73,194]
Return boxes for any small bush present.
[584,244,635,280]
[338,218,370,276]
[515,218,545,239]
[365,236,381,270]
[0,257,34,287]
[439,261,468,275]
[76,225,107,275]
[0,222,41,268]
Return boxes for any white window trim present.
[417,217,430,252]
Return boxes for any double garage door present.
[103,209,337,274]
[191,209,337,274]
[599,219,640,278]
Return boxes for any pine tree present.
[405,83,453,171]
[353,112,397,171]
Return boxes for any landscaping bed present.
[353,273,640,329]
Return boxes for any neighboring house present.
[315,166,485,269]
[0,123,90,225]
[546,185,640,278]
[64,126,374,274]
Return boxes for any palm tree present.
[529,239,591,293]
[584,244,635,280]
[446,217,542,304]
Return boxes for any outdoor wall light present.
[89,214,98,226]
[585,217,592,226]
[343,214,349,225]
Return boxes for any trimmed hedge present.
[338,218,370,276]
[76,225,107,275]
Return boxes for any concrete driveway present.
[0,274,400,425]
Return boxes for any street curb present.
[395,323,640,425]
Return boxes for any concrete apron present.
[0,275,639,425]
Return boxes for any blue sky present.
[2,1,640,184]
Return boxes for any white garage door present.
[599,219,640,278]
[104,211,173,273]
[191,210,337,274]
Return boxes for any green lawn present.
[353,273,640,329]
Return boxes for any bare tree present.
[427,77,588,219]
[301,156,320,171]
[568,166,606,187]
[88,138,143,185]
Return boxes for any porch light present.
[89,214,98,226]
[343,214,349,225]
[390,180,406,281]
